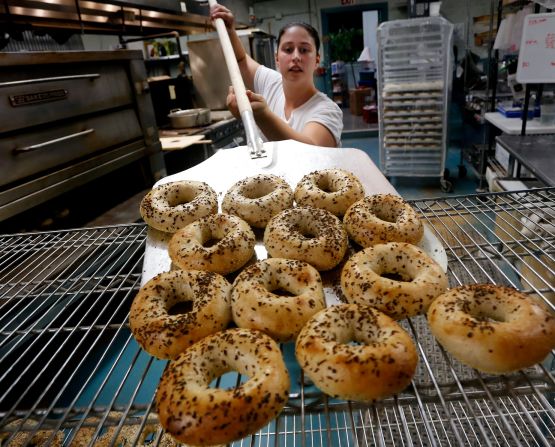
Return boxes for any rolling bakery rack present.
[0,187,554,446]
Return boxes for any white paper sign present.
[516,12,555,83]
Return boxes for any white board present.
[516,12,555,83]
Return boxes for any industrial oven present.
[0,51,165,223]
[0,180,553,445]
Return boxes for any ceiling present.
[0,0,216,36]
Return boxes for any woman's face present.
[276,26,320,82]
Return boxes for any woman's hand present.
[226,87,269,119]
[210,4,235,29]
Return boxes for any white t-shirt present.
[254,65,343,146]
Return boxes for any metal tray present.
[0,181,554,445]
[141,143,448,305]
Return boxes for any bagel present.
[344,194,423,247]
[129,270,231,359]
[222,174,294,228]
[156,328,290,446]
[140,180,218,233]
[294,169,365,216]
[231,258,326,342]
[263,207,348,271]
[295,304,418,401]
[341,242,448,319]
[428,284,555,374]
[168,214,256,275]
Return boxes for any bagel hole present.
[243,183,274,199]
[375,210,398,224]
[210,371,250,390]
[269,287,296,297]
[167,191,196,207]
[168,300,193,315]
[293,223,317,239]
[471,306,506,323]
[316,177,337,193]
[381,271,412,282]
[202,237,221,248]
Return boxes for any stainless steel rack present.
[0,188,554,446]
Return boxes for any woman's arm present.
[227,89,338,147]
[210,4,260,90]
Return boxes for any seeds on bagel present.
[140,180,218,233]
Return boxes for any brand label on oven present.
[9,89,68,106]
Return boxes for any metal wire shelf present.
[0,188,554,446]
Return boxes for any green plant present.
[328,28,363,63]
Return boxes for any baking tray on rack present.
[0,175,554,444]
[141,142,448,297]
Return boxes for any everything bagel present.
[296,304,418,401]
[428,284,555,373]
[169,214,256,275]
[344,194,423,247]
[140,180,218,233]
[341,242,448,319]
[156,328,290,445]
[263,207,348,271]
[222,174,294,228]
[231,258,326,342]
[129,270,231,359]
[294,169,364,216]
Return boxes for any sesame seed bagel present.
[427,284,555,374]
[295,304,418,401]
[263,207,348,271]
[168,214,256,276]
[294,169,365,216]
[140,180,218,233]
[156,328,290,446]
[222,174,294,228]
[343,194,423,247]
[231,258,326,342]
[341,242,448,320]
[129,270,231,359]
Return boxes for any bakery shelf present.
[0,188,554,446]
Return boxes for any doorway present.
[321,3,388,132]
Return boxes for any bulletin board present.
[516,12,555,83]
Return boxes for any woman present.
[210,5,343,148]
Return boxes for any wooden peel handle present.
[207,0,252,115]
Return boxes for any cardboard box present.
[349,88,373,116]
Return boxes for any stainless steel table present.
[496,134,555,186]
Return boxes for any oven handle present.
[0,74,100,88]
[13,129,95,153]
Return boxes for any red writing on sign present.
[529,18,547,25]
[546,33,555,49]
[525,40,538,45]
[522,61,530,68]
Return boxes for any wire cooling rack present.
[0,188,554,446]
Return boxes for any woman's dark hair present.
[277,22,321,55]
